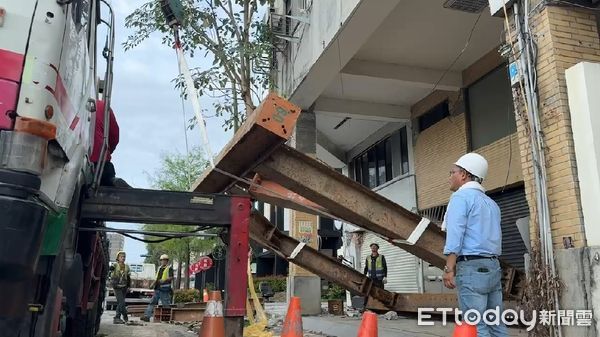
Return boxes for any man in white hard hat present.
[442,153,507,337]
[141,254,174,322]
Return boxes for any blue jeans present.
[455,258,508,337]
[144,289,172,319]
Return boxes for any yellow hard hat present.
[116,251,126,261]
[159,254,169,260]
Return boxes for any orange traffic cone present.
[356,311,378,337]
[281,296,303,337]
[203,288,209,302]
[452,321,477,337]
[198,291,225,337]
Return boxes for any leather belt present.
[457,255,497,262]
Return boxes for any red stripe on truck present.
[0,49,24,82]
[0,79,18,129]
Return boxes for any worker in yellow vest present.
[110,251,131,324]
[363,243,388,288]
[141,254,174,322]
[362,243,388,309]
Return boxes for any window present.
[130,264,143,273]
[399,126,409,175]
[351,126,410,188]
[467,65,516,149]
[270,205,285,230]
[418,101,449,132]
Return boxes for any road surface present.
[97,311,194,337]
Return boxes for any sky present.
[105,0,233,263]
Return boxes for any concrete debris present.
[125,320,145,326]
[304,329,335,337]
[384,311,398,320]
[187,321,202,334]
[267,315,283,328]
[165,320,202,334]
[344,308,361,318]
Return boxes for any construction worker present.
[141,254,174,322]
[362,242,387,309]
[90,99,130,187]
[363,243,387,288]
[110,251,131,324]
[442,153,507,337]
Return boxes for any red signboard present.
[188,256,213,275]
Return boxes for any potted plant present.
[173,288,201,307]
[325,283,345,315]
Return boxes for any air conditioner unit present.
[444,0,488,13]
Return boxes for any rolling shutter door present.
[361,233,420,293]
[490,187,530,270]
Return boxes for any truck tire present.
[68,304,97,337]
[94,232,109,334]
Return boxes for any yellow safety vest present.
[112,263,130,288]
[155,266,172,289]
[366,255,384,279]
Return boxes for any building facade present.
[107,232,125,262]
[270,0,600,334]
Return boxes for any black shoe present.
[140,316,150,322]
[113,318,125,324]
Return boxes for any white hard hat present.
[454,153,488,181]
[160,254,169,260]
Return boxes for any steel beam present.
[254,145,448,269]
[251,212,522,312]
[170,308,205,322]
[81,187,232,225]
[247,174,328,216]
[366,294,520,313]
[224,197,251,318]
[192,93,301,193]
[250,211,403,309]
[253,145,524,299]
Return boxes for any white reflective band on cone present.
[204,300,223,317]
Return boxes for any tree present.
[124,0,274,131]
[144,147,216,289]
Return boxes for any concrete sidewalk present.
[264,302,528,337]
[302,315,529,337]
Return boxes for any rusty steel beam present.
[254,145,447,269]
[170,308,205,322]
[253,145,525,299]
[250,211,522,313]
[366,294,520,313]
[248,174,329,216]
[250,211,409,310]
[366,294,458,313]
[192,93,301,193]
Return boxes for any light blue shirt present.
[443,187,502,256]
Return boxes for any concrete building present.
[107,233,125,262]
[269,0,600,333]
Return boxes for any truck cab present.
[0,1,114,336]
